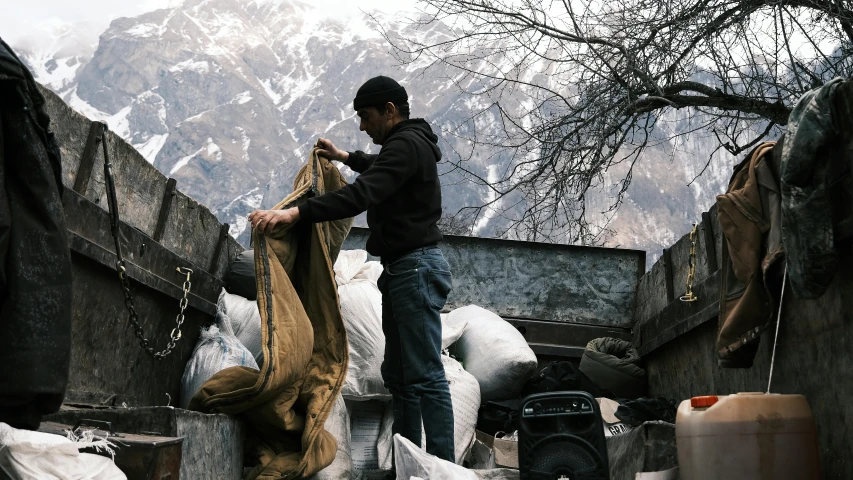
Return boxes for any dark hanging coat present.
[0,38,73,429]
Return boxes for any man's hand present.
[248,207,300,235]
[315,138,348,162]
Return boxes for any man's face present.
[357,104,393,145]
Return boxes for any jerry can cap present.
[690,395,719,408]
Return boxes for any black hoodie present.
[298,118,443,258]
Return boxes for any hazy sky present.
[1,0,419,50]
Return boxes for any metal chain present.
[117,264,193,360]
[680,223,699,302]
[100,122,194,360]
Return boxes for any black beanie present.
[353,76,408,111]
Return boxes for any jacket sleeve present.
[343,150,377,173]
[299,138,416,223]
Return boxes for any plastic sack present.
[0,423,127,480]
[421,355,481,464]
[393,434,477,480]
[180,292,259,409]
[219,289,263,365]
[445,305,537,402]
[335,250,389,400]
[440,313,465,351]
[375,355,481,467]
[335,251,469,401]
[310,395,352,480]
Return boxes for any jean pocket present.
[427,270,452,309]
[386,255,421,276]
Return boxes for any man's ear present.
[384,101,396,118]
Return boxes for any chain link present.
[680,223,699,303]
[117,263,193,360]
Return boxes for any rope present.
[766,263,788,394]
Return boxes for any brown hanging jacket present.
[716,141,785,368]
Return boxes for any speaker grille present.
[527,435,606,480]
[519,391,609,480]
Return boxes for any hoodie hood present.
[388,118,442,162]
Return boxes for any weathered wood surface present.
[632,203,722,355]
[37,84,244,407]
[644,247,853,478]
[343,227,646,328]
[40,85,243,280]
[47,407,245,480]
[633,81,853,477]
[637,211,853,477]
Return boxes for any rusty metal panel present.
[342,228,645,327]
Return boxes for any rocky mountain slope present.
[13,0,747,267]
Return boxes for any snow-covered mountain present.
[12,0,743,267]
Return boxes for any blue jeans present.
[377,246,455,462]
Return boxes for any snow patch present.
[473,164,500,235]
[126,23,163,38]
[169,59,210,74]
[170,149,200,175]
[261,79,282,104]
[238,127,251,161]
[135,134,169,164]
[206,140,223,161]
[235,91,253,104]
[225,188,265,239]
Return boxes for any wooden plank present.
[636,269,721,357]
[38,85,90,190]
[72,121,104,195]
[662,247,675,303]
[63,189,222,311]
[209,223,231,273]
[153,178,177,242]
[701,211,718,272]
[159,191,224,276]
[64,253,210,407]
[67,233,216,316]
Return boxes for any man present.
[248,75,455,462]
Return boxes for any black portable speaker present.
[519,391,610,480]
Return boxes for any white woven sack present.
[445,305,537,401]
[440,313,466,351]
[220,289,263,365]
[375,355,481,466]
[0,423,127,480]
[310,395,352,480]
[180,292,259,409]
[335,250,389,400]
[393,434,477,480]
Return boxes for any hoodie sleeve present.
[298,137,416,223]
[343,150,377,173]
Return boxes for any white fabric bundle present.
[335,250,389,400]
[335,251,468,400]
[219,289,263,365]
[180,291,259,409]
[0,423,126,480]
[445,305,538,401]
[394,434,477,480]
